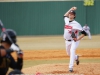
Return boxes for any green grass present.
[23,58,100,68]
[23,59,69,68]
[80,59,100,63]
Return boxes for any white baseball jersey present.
[83,26,90,31]
[64,17,82,40]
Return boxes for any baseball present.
[73,7,77,10]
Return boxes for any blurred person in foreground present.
[0,29,23,75]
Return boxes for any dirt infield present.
[12,49,100,60]
[11,49,100,75]
[10,35,100,75]
[22,49,100,60]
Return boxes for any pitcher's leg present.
[65,41,71,56]
[69,41,79,69]
[75,55,78,60]
[69,48,75,69]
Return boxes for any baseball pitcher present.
[63,7,87,72]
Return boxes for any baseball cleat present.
[76,55,79,65]
[69,69,74,73]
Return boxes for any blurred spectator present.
[83,24,91,39]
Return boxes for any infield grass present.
[23,58,100,68]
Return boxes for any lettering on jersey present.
[64,25,72,29]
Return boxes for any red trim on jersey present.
[64,25,72,29]
[75,30,78,34]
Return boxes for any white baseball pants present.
[65,40,79,69]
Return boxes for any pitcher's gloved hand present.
[71,32,77,42]
[71,32,76,38]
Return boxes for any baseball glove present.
[71,32,76,38]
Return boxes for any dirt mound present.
[22,63,100,75]
[11,49,100,75]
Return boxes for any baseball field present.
[10,35,100,75]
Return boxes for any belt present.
[67,40,72,41]
[65,39,72,41]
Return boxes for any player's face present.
[69,13,75,19]
[1,42,11,49]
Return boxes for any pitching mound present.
[22,63,100,75]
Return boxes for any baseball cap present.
[69,10,76,15]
